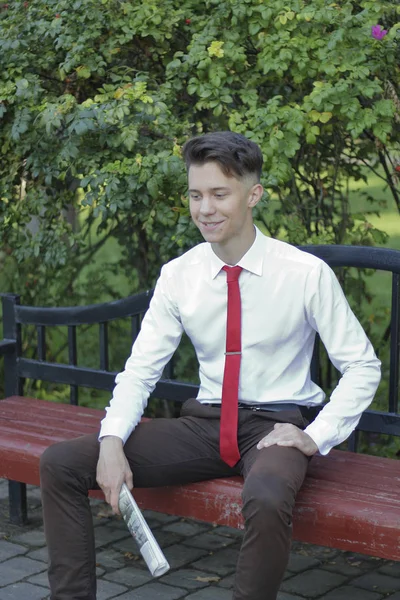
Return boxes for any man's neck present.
[211,227,256,266]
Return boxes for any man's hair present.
[182,131,263,182]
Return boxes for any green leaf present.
[80,176,91,188]
[306,132,316,144]
[309,110,320,122]
[249,22,261,35]
[147,178,159,199]
[270,137,279,150]
[319,112,332,123]
[76,66,91,79]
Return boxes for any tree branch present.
[377,150,400,214]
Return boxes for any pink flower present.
[371,24,388,40]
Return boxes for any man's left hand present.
[257,423,318,456]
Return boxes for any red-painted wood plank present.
[0,396,104,425]
[1,395,400,560]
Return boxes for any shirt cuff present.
[99,418,134,445]
[304,419,337,456]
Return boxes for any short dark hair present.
[182,131,263,182]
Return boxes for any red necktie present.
[220,265,243,467]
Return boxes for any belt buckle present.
[238,403,261,411]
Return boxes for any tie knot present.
[222,265,242,282]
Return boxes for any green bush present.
[1,0,400,301]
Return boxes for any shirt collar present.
[208,226,265,279]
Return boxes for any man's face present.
[188,161,258,247]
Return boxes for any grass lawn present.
[348,173,399,336]
[348,173,399,248]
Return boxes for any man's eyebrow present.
[188,187,230,193]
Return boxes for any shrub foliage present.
[1,0,400,304]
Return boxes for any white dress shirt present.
[100,227,381,455]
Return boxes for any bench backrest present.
[1,244,400,451]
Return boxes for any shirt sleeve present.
[99,264,184,443]
[303,261,381,455]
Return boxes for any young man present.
[40,131,381,600]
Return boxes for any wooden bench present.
[1,245,400,562]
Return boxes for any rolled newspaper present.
[118,483,170,577]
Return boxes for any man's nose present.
[199,196,216,215]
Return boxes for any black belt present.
[203,402,318,420]
[238,402,302,412]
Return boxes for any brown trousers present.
[40,399,310,600]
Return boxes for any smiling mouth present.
[201,221,224,228]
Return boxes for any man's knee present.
[40,439,91,488]
[40,442,69,483]
[241,473,294,526]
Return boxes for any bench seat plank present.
[1,396,399,560]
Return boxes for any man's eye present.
[215,194,226,199]
[190,194,200,200]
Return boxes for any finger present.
[99,485,110,506]
[112,505,120,516]
[276,440,296,447]
[126,471,134,490]
[274,423,295,432]
[257,435,279,449]
[257,433,272,449]
[110,487,121,515]
[258,429,299,449]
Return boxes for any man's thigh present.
[44,405,232,492]
[237,408,310,490]
[124,401,234,487]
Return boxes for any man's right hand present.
[96,435,134,515]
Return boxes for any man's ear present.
[248,183,264,208]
